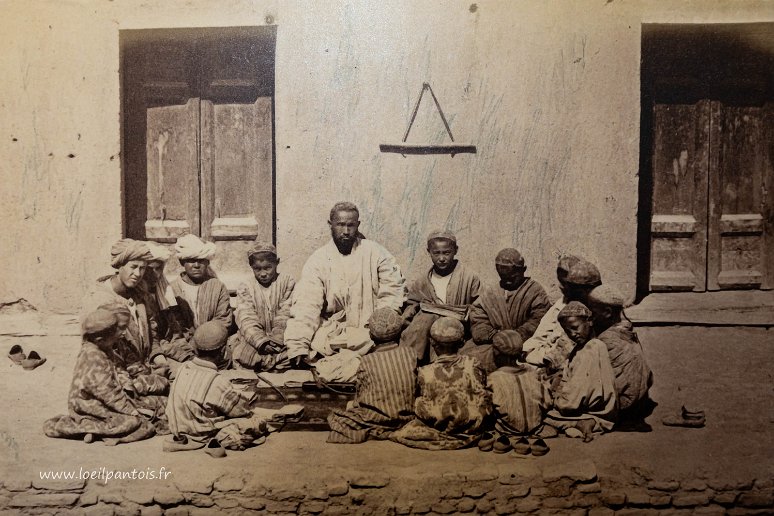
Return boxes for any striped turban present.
[110,239,153,269]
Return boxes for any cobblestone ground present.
[1,326,772,515]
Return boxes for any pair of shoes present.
[477,432,512,453]
[7,345,46,370]
[205,438,226,458]
[662,406,705,428]
[512,437,550,456]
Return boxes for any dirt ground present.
[1,325,772,496]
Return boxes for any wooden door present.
[121,27,276,291]
[201,97,274,288]
[708,102,774,290]
[649,101,710,291]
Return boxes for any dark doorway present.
[638,23,774,298]
[120,26,276,287]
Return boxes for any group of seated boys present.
[44,225,652,456]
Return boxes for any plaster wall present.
[0,0,771,312]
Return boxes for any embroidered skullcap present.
[495,248,525,267]
[147,241,172,263]
[557,301,593,320]
[247,241,278,261]
[565,259,602,287]
[429,317,465,343]
[175,234,217,261]
[556,254,581,281]
[427,230,457,245]
[110,239,153,269]
[492,330,524,356]
[82,309,118,335]
[192,321,229,351]
[587,284,625,307]
[367,307,403,341]
[97,301,131,318]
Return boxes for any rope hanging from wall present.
[379,82,476,157]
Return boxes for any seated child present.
[544,301,618,442]
[586,284,653,414]
[487,339,553,456]
[391,317,492,450]
[400,230,480,364]
[98,301,170,430]
[327,308,417,444]
[464,247,552,374]
[169,234,233,369]
[44,309,155,445]
[230,242,295,371]
[165,321,273,451]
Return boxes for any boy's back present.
[488,364,551,436]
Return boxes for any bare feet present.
[576,419,596,442]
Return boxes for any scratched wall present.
[0,1,771,312]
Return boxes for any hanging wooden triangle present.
[380,82,476,157]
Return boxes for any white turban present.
[147,242,173,262]
[174,234,217,261]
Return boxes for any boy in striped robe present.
[230,242,295,371]
[464,248,552,373]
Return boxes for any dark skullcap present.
[427,230,457,245]
[247,241,278,261]
[565,259,602,287]
[82,309,118,335]
[556,254,581,282]
[110,239,153,269]
[495,248,525,267]
[492,330,524,356]
[588,284,626,308]
[429,317,465,343]
[557,301,593,320]
[192,321,229,351]
[367,307,404,341]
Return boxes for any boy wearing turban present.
[169,234,233,368]
[84,239,167,370]
[230,242,295,371]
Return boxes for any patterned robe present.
[391,354,492,450]
[400,262,480,362]
[84,278,162,365]
[231,273,295,370]
[44,342,154,442]
[284,237,406,359]
[464,278,552,372]
[598,321,653,411]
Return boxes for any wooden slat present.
[649,100,710,292]
[763,102,774,290]
[706,100,721,290]
[719,214,764,235]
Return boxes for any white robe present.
[284,237,406,359]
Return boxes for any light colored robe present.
[284,237,406,359]
[522,299,575,367]
[545,338,618,433]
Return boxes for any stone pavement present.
[1,324,772,515]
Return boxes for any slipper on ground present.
[8,344,26,365]
[21,351,46,370]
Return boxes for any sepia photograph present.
[0,1,773,514]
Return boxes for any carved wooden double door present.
[122,27,275,288]
[650,100,774,291]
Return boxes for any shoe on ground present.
[8,344,26,365]
[21,351,46,370]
